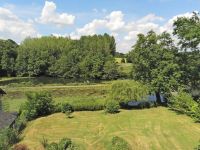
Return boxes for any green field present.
[20,107,200,150]
[0,77,110,112]
[1,84,109,112]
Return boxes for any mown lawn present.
[20,107,200,150]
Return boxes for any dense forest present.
[0,34,118,80]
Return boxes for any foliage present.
[13,34,118,80]
[22,91,54,120]
[121,58,125,63]
[0,128,19,150]
[15,110,28,132]
[44,137,78,150]
[105,100,120,114]
[102,57,119,80]
[0,39,18,77]
[110,80,149,103]
[60,103,74,118]
[111,136,131,150]
[129,31,180,103]
[173,12,200,90]
[169,90,200,122]
[61,103,74,113]
[173,12,200,50]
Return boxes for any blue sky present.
[0,0,199,53]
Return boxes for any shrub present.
[121,58,126,63]
[53,103,62,113]
[0,128,19,150]
[110,80,149,103]
[54,99,105,112]
[111,136,131,150]
[22,92,54,120]
[58,138,72,149]
[13,144,29,150]
[169,91,200,122]
[46,142,58,150]
[61,103,74,113]
[105,101,120,114]
[193,102,200,123]
[69,99,105,111]
[44,137,77,150]
[15,110,28,132]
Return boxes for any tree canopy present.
[128,31,180,103]
[0,34,118,80]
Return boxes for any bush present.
[169,91,200,122]
[44,137,77,150]
[46,142,58,150]
[13,144,29,150]
[22,92,54,120]
[0,128,19,150]
[15,110,28,132]
[111,136,131,150]
[193,102,200,123]
[61,103,74,113]
[110,80,149,103]
[105,101,120,114]
[58,138,72,149]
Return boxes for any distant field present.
[0,77,110,112]
[1,84,109,112]
[20,107,200,150]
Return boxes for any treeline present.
[0,34,119,80]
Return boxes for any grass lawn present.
[20,107,200,150]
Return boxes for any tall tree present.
[173,12,200,90]
[130,31,180,103]
[0,39,18,76]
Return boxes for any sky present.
[0,0,199,53]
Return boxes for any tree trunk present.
[155,91,162,104]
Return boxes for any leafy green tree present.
[103,57,119,80]
[15,34,117,80]
[129,31,180,103]
[22,91,54,120]
[173,12,200,90]
[0,39,18,76]
[110,80,149,103]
